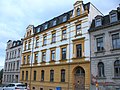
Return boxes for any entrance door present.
[74,67,85,90]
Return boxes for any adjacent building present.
[2,40,23,84]
[89,6,120,90]
[20,0,102,90]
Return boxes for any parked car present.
[0,84,8,90]
[2,83,27,90]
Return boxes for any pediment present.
[74,0,83,6]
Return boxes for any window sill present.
[110,48,120,51]
[35,46,39,49]
[61,39,67,41]
[72,56,85,60]
[94,50,105,53]
[96,77,106,79]
[42,44,47,47]
[49,60,56,63]
[51,42,56,44]
[59,59,67,62]
[75,34,82,37]
[112,77,120,79]
[40,61,46,64]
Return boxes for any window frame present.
[98,62,105,77]
[114,60,120,77]
[96,37,104,52]
[61,69,65,82]
[50,70,54,82]
[112,33,120,49]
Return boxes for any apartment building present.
[20,0,102,90]
[2,39,23,84]
[89,6,120,90]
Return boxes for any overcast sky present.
[0,0,119,67]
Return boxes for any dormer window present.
[44,24,48,30]
[95,18,102,27]
[63,16,67,22]
[36,27,40,33]
[77,8,80,16]
[110,13,117,23]
[53,20,57,26]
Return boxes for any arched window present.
[75,67,85,76]
[61,69,65,82]
[114,60,120,77]
[77,8,80,16]
[50,70,54,82]
[41,70,44,81]
[98,62,105,77]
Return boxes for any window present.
[44,24,48,30]
[61,69,65,82]
[53,20,57,26]
[36,27,40,33]
[42,52,46,62]
[28,40,31,50]
[27,55,30,64]
[17,61,19,70]
[18,48,21,57]
[62,30,67,40]
[41,70,44,81]
[76,24,82,35]
[95,18,102,27]
[76,44,82,58]
[52,33,56,43]
[43,35,47,45]
[96,37,104,51]
[6,52,9,60]
[112,33,120,49]
[34,71,37,81]
[50,70,54,82]
[62,47,66,60]
[22,71,24,80]
[98,62,105,77]
[24,41,27,50]
[51,50,55,61]
[114,60,120,77]
[14,50,16,58]
[12,75,14,82]
[33,87,35,90]
[63,15,67,22]
[4,75,6,82]
[110,13,117,22]
[26,71,28,80]
[34,53,38,64]
[36,37,39,47]
[23,56,26,64]
[40,88,43,90]
[77,8,80,16]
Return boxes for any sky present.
[0,0,119,68]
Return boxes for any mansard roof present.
[89,7,120,32]
[34,2,90,34]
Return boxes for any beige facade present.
[20,0,102,90]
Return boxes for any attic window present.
[53,20,57,26]
[63,16,67,22]
[77,8,80,16]
[44,24,48,30]
[36,27,40,33]
[110,13,117,23]
[95,18,102,27]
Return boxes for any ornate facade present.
[20,1,102,90]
